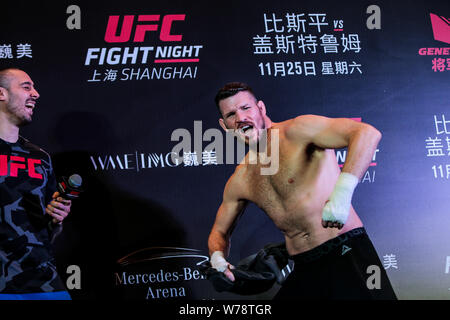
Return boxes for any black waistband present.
[290,227,366,264]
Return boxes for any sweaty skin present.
[208,91,381,280]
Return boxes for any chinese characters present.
[252,13,363,77]
[0,43,33,59]
[426,115,450,180]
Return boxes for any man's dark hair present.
[0,67,21,89]
[214,82,256,118]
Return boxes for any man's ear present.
[219,118,228,132]
[0,87,8,102]
[257,100,267,115]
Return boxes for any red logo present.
[104,14,186,43]
[430,13,450,44]
[0,155,43,179]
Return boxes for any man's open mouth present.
[25,101,35,108]
[238,124,254,135]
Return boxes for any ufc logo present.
[0,155,43,179]
[104,14,185,43]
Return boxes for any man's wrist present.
[210,251,228,272]
[336,172,359,191]
[322,172,359,224]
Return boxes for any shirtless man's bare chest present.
[236,123,363,254]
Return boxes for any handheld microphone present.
[57,174,83,200]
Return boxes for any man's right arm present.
[208,171,248,281]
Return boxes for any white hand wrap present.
[322,172,359,224]
[210,251,229,272]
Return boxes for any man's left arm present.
[288,115,382,228]
[290,115,381,178]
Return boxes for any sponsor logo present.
[117,247,209,267]
[0,155,43,179]
[430,13,450,44]
[115,247,208,299]
[341,245,352,256]
[90,151,181,171]
[104,15,186,43]
[418,13,450,72]
[0,43,33,60]
[90,121,281,175]
[85,13,204,82]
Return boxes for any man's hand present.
[46,191,71,224]
[321,200,344,229]
[210,251,236,282]
[321,172,359,230]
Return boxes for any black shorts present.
[274,228,397,300]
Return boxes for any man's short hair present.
[214,82,256,117]
[0,67,21,89]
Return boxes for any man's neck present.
[0,113,20,143]
[264,116,273,129]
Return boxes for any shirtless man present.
[207,82,397,299]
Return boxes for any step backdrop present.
[1,0,449,300]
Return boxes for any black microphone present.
[57,174,83,200]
